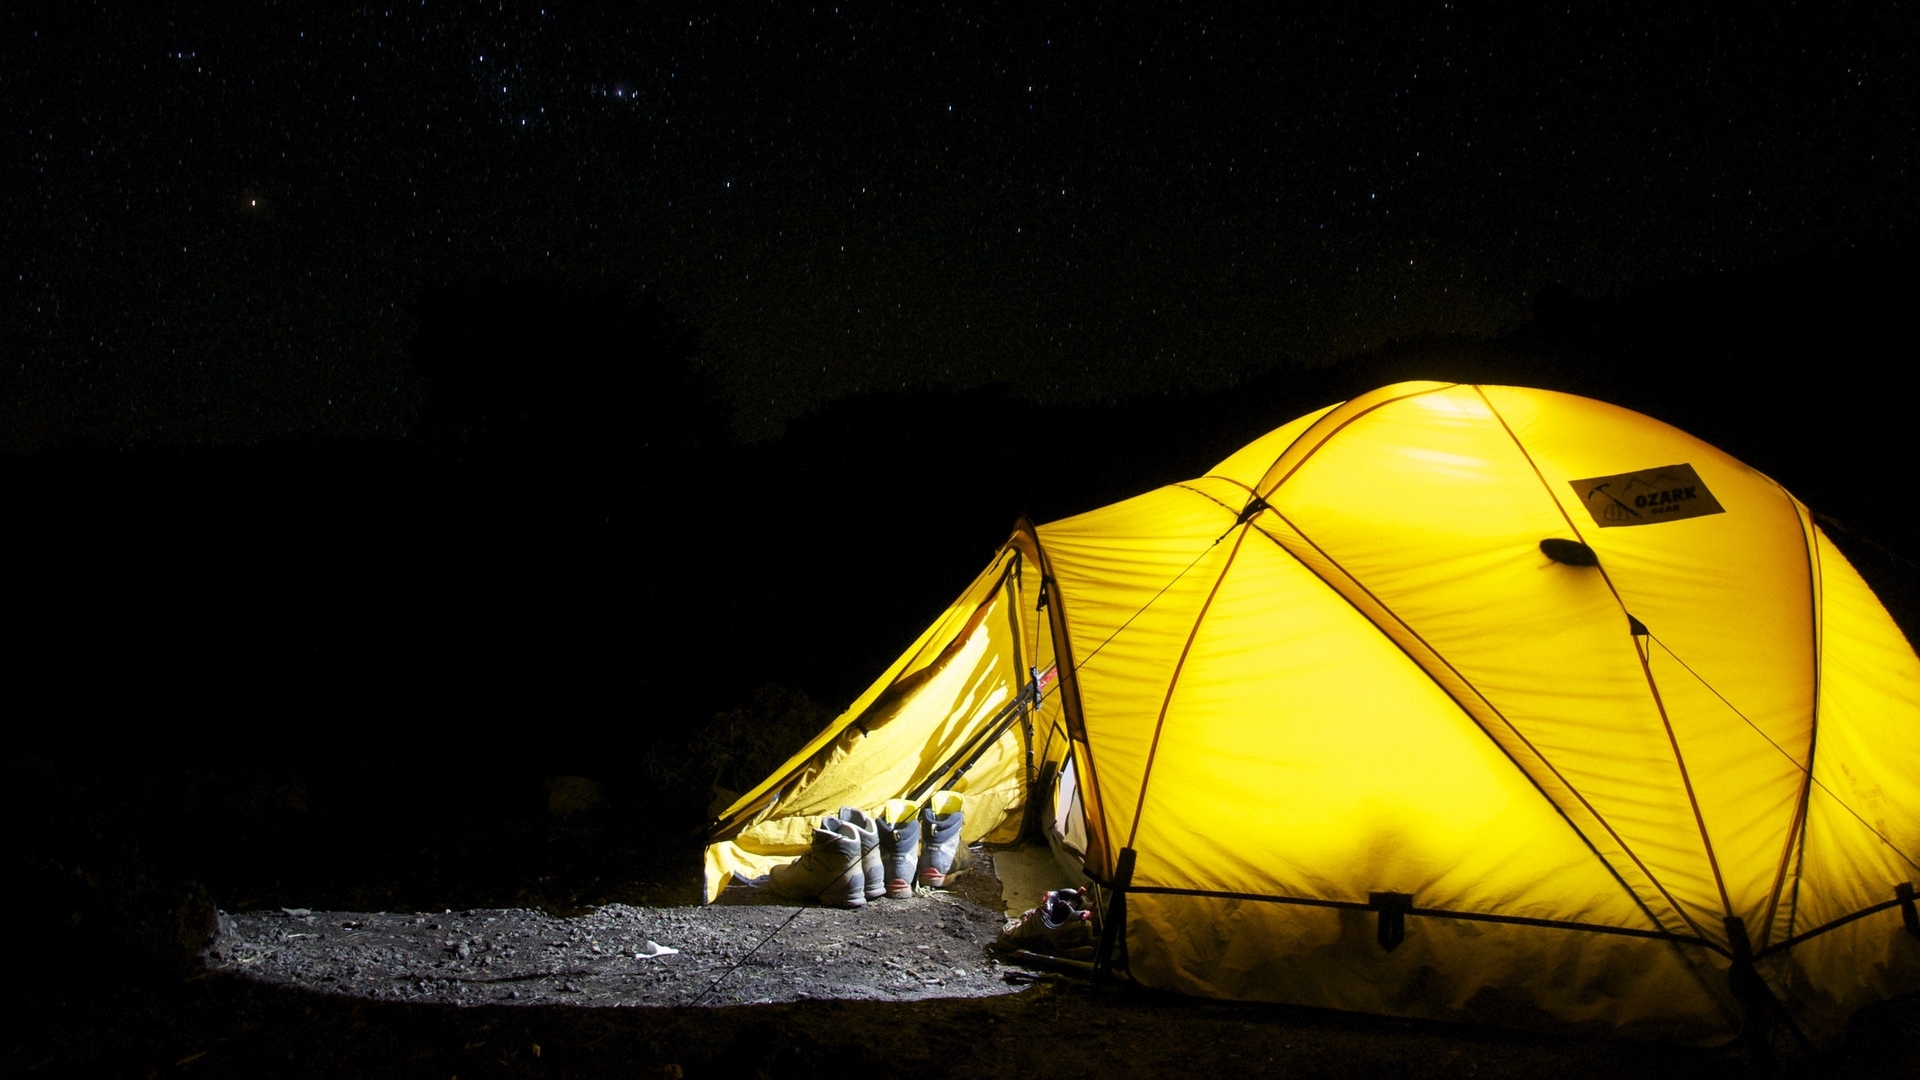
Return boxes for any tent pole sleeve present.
[1725,915,1815,1056]
[1755,886,1920,959]
[1013,516,1111,878]
[1094,846,1137,978]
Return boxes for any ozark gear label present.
[1568,463,1725,528]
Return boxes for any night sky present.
[11,4,1914,448]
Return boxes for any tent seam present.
[1630,635,1738,919]
[1783,505,1827,943]
[1243,512,1700,943]
[1473,385,1738,934]
[1015,517,1115,878]
[1251,382,1460,505]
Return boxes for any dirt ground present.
[13,842,1920,1078]
[208,852,1018,1010]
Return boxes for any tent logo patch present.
[1568,463,1724,528]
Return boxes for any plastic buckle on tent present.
[1370,891,1412,952]
[1898,882,1920,939]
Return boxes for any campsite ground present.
[13,268,1920,1076]
[13,825,1920,1079]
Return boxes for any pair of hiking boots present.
[768,791,967,908]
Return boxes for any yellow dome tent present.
[705,382,1920,1042]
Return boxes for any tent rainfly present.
[705,382,1920,1043]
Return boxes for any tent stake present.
[1094,846,1137,978]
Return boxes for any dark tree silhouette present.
[407,277,727,474]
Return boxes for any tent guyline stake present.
[1094,845,1137,977]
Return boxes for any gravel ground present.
[13,844,1920,1077]
[212,849,1023,1009]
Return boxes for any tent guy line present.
[1645,625,1920,880]
[690,903,806,1007]
[1487,379,1738,930]
[1122,523,1254,855]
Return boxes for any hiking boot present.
[1043,886,1088,914]
[876,798,921,899]
[917,790,967,888]
[839,806,886,902]
[769,815,866,907]
[993,886,1095,956]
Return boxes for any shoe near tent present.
[704,381,1920,1043]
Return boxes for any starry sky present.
[9,3,1915,446]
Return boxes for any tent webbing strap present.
[1114,884,1721,955]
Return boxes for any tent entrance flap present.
[908,663,1056,805]
[706,549,1032,844]
[702,548,1047,898]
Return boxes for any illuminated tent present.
[705,382,1920,1042]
